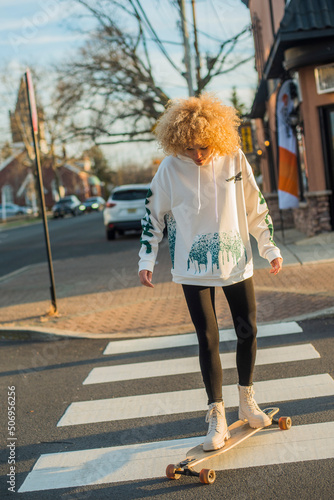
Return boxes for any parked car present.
[52,195,85,218]
[0,203,33,218]
[103,184,150,240]
[82,196,105,213]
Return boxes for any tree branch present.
[54,2,253,146]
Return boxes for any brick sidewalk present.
[1,237,334,338]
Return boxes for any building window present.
[315,64,334,94]
[1,184,13,203]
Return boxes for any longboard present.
[166,407,292,484]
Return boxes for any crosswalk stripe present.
[84,344,319,385]
[57,374,334,427]
[18,421,334,492]
[103,321,303,355]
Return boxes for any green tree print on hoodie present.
[259,191,276,246]
[140,188,154,254]
[166,213,176,268]
[187,231,247,273]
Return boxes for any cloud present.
[0,0,83,33]
[0,33,88,46]
[0,0,35,5]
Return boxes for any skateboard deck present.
[166,407,292,484]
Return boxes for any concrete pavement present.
[0,229,334,339]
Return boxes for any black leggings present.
[182,277,257,404]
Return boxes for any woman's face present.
[182,144,213,166]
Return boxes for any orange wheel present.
[199,468,216,484]
[166,464,181,480]
[278,416,292,430]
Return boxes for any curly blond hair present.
[154,93,241,157]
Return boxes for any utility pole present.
[179,0,194,96]
[191,0,201,94]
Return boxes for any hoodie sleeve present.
[241,151,282,263]
[138,175,171,274]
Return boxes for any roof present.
[0,149,25,173]
[63,163,81,175]
[264,0,334,79]
[280,0,334,33]
[249,78,268,119]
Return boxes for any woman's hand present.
[139,269,154,288]
[270,257,283,275]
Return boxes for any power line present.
[169,0,250,43]
[133,0,182,74]
[208,0,228,39]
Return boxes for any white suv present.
[103,184,150,240]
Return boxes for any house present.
[0,77,103,211]
[242,0,334,236]
[0,148,103,210]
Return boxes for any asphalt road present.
[0,317,333,499]
[0,212,141,279]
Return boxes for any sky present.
[0,0,257,167]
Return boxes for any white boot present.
[203,402,230,451]
[238,385,271,428]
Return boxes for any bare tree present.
[229,86,248,117]
[112,160,160,186]
[0,66,85,201]
[55,0,253,146]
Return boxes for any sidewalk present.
[0,229,334,339]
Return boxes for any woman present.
[138,94,283,452]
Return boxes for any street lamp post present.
[25,69,58,314]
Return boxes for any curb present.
[0,264,39,284]
[1,306,334,341]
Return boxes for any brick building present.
[0,146,103,210]
[0,78,102,211]
[242,0,334,236]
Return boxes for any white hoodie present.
[138,149,281,286]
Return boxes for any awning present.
[249,78,268,119]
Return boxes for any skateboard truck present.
[166,407,292,485]
[264,407,292,429]
[166,461,216,484]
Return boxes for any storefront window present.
[315,64,334,95]
[319,105,334,228]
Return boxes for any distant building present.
[242,0,334,236]
[0,77,102,210]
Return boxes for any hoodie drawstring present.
[212,158,218,223]
[197,158,218,223]
[197,164,201,214]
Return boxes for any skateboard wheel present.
[199,468,216,484]
[166,464,181,480]
[278,416,292,430]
